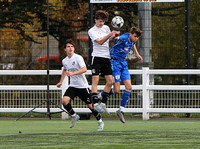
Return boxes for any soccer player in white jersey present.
[56,39,104,131]
[88,10,120,114]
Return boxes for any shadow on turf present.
[0,130,137,139]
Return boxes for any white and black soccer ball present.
[111,16,124,29]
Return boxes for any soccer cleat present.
[116,109,125,123]
[94,104,105,113]
[97,121,104,131]
[70,114,80,128]
[100,104,110,114]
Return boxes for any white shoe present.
[97,121,104,131]
[94,104,105,113]
[100,104,110,114]
[70,114,80,128]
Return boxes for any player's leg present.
[116,63,131,123]
[87,104,104,131]
[97,59,118,99]
[80,88,104,131]
[97,88,114,99]
[91,57,104,113]
[91,75,100,106]
[98,58,114,114]
[113,82,120,93]
[91,75,104,112]
[63,87,80,128]
[98,74,113,114]
[120,65,132,111]
[121,80,132,109]
[98,58,114,99]
[114,82,127,123]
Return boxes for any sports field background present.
[1,119,200,149]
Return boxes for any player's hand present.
[114,36,119,40]
[136,54,143,63]
[111,31,120,36]
[56,82,62,88]
[138,55,143,63]
[110,31,120,39]
[66,71,74,77]
[115,31,120,37]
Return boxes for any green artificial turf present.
[0,119,200,149]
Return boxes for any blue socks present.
[99,88,131,108]
[120,89,131,107]
[101,88,114,97]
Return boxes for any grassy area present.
[0,119,200,149]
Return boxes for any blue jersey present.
[110,33,136,62]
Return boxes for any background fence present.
[1,67,200,120]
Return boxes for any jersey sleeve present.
[77,55,86,69]
[119,33,128,41]
[62,59,67,70]
[107,26,111,34]
[88,29,99,42]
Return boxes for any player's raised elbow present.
[95,39,104,45]
[96,41,104,45]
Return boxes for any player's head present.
[64,39,75,56]
[129,27,142,42]
[95,10,109,21]
[64,39,76,48]
[130,27,142,37]
[95,10,109,28]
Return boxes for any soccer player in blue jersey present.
[99,27,143,123]
[111,27,143,123]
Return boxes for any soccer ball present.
[111,16,124,29]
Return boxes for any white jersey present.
[62,53,88,88]
[88,25,111,59]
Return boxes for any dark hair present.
[95,10,109,22]
[129,27,142,37]
[64,39,76,49]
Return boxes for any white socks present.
[119,106,125,112]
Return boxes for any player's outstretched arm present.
[95,31,120,45]
[133,45,143,63]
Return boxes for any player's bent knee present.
[106,80,113,86]
[114,89,120,93]
[126,87,132,90]
[62,97,71,105]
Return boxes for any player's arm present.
[95,31,120,45]
[66,66,87,77]
[114,32,126,40]
[133,44,143,63]
[56,69,67,88]
[114,36,119,40]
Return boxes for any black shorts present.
[91,57,112,76]
[64,87,92,104]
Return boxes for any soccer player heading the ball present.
[88,10,120,114]
[99,27,143,123]
[56,39,104,131]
